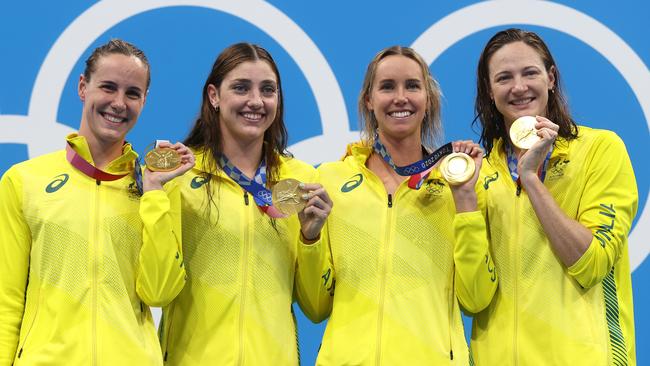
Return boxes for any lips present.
[388,110,413,118]
[241,112,264,121]
[100,111,127,123]
[509,97,535,106]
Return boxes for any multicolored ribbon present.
[219,154,286,218]
[506,143,553,183]
[373,134,453,189]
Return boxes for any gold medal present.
[509,116,540,150]
[439,152,475,185]
[144,147,182,172]
[272,178,307,215]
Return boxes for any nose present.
[110,92,127,112]
[512,76,528,94]
[247,90,263,109]
[393,86,408,105]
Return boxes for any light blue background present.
[1,1,648,364]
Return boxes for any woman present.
[158,43,332,365]
[0,39,194,364]
[299,46,497,365]
[471,28,637,365]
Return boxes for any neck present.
[222,137,264,178]
[79,132,124,170]
[377,131,423,166]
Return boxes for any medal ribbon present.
[219,154,286,218]
[66,142,143,195]
[506,143,553,183]
[372,134,453,189]
[66,143,129,181]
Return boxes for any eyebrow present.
[99,80,144,93]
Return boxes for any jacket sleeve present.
[0,168,31,363]
[567,132,638,288]
[294,223,335,323]
[136,181,186,306]
[453,206,498,313]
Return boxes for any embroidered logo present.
[190,175,209,189]
[45,174,69,193]
[548,159,570,180]
[483,172,499,190]
[341,173,363,192]
[424,178,445,195]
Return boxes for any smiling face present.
[366,55,427,141]
[488,41,555,128]
[208,60,278,146]
[78,53,148,147]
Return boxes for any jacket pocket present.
[15,286,42,361]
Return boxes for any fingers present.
[452,140,484,159]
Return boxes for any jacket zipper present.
[513,174,520,365]
[163,305,176,362]
[375,193,394,365]
[92,180,101,366]
[237,189,252,365]
[449,265,455,361]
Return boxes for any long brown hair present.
[358,46,443,149]
[184,43,290,214]
[473,28,578,156]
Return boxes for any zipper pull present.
[244,192,249,206]
[18,347,23,358]
[516,178,522,196]
[387,194,393,208]
[450,349,454,360]
[96,179,101,186]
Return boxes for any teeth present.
[103,113,124,123]
[511,98,533,105]
[390,111,412,118]
[242,113,262,120]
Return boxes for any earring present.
[213,104,219,112]
[550,88,555,94]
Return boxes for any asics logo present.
[190,176,208,189]
[341,173,363,192]
[45,174,69,193]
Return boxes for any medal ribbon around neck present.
[219,154,286,218]
[505,143,553,184]
[372,134,453,189]
[66,142,144,195]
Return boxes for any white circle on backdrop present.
[0,0,352,164]
[411,0,650,270]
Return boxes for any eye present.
[378,81,394,91]
[495,74,511,83]
[126,89,143,100]
[100,83,117,92]
[261,84,277,96]
[524,69,540,77]
[406,80,421,90]
[232,83,248,93]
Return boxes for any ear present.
[207,84,220,109]
[78,74,87,101]
[548,65,556,90]
[365,94,373,112]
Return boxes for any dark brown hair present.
[184,43,289,214]
[83,39,151,89]
[473,28,578,156]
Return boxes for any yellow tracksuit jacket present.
[296,142,497,365]
[0,134,186,365]
[471,126,637,365]
[159,151,321,365]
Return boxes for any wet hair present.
[473,28,578,156]
[358,46,442,149]
[83,39,151,89]
[183,43,289,218]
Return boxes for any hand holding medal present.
[270,180,332,242]
[142,140,195,192]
